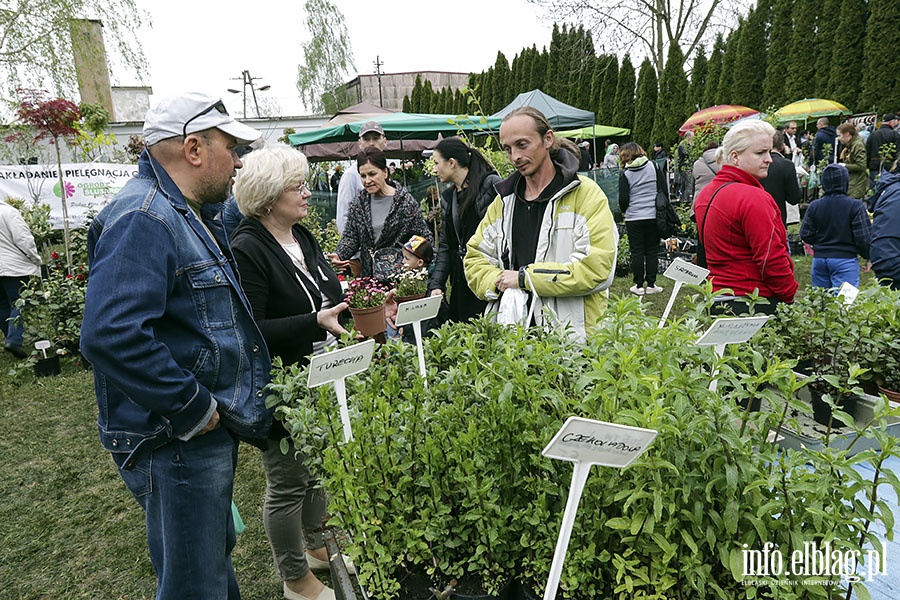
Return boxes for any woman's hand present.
[429,288,444,298]
[328,253,349,269]
[317,302,350,337]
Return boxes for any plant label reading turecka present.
[663,257,709,285]
[696,316,770,346]
[542,416,658,468]
[395,295,442,327]
[307,339,375,388]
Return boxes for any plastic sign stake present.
[394,295,441,386]
[658,258,709,328]
[696,316,770,392]
[34,340,51,359]
[307,339,375,442]
[541,417,658,600]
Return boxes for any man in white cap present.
[336,120,388,235]
[80,92,272,600]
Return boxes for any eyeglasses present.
[286,183,310,194]
[182,100,228,139]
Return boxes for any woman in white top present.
[0,199,42,358]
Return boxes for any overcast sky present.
[123,0,555,116]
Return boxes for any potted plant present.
[344,276,389,337]
[394,267,428,304]
[269,295,898,600]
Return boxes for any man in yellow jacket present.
[464,107,618,340]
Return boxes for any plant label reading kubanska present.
[540,417,657,600]
[663,257,709,285]
[838,281,859,305]
[394,295,441,326]
[395,295,442,386]
[307,339,375,443]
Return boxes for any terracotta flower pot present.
[349,304,386,337]
[877,384,900,405]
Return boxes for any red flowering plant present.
[343,277,389,309]
[14,226,90,356]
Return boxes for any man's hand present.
[197,409,220,436]
[495,270,519,293]
[316,302,349,336]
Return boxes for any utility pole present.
[373,56,384,108]
[227,70,271,117]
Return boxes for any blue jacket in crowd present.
[870,172,900,286]
[80,150,273,469]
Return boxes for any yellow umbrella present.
[773,98,850,124]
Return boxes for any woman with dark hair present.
[429,137,501,321]
[329,146,431,281]
[618,141,667,295]
[837,122,868,199]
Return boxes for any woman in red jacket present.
[693,120,798,314]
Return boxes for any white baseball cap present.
[143,92,262,146]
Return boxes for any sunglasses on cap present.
[182,100,228,139]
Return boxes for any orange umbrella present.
[677,105,760,135]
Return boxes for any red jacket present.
[694,165,798,302]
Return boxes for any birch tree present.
[295,0,356,115]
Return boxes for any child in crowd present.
[396,235,441,343]
[800,163,871,290]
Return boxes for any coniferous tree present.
[410,75,424,112]
[763,0,795,110]
[633,58,658,148]
[422,80,436,113]
[704,34,726,108]
[786,0,820,100]
[732,3,770,109]
[532,47,549,92]
[492,51,511,109]
[598,56,619,124]
[861,0,900,114]
[813,0,838,93]
[652,43,690,149]
[520,46,537,93]
[453,89,465,114]
[689,49,708,112]
[481,70,494,113]
[402,95,411,113]
[828,0,868,111]
[612,55,636,130]
[544,24,562,98]
[716,19,741,105]
[573,26,597,109]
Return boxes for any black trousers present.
[626,219,660,287]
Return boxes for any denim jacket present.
[80,150,272,469]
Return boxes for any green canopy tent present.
[288,112,502,147]
[555,125,631,139]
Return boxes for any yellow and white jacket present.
[464,152,618,340]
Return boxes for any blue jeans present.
[112,426,241,600]
[811,257,860,290]
[0,276,28,347]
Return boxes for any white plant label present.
[395,295,441,326]
[663,257,709,285]
[307,339,375,388]
[541,416,657,600]
[838,281,859,305]
[542,416,658,468]
[696,316,770,346]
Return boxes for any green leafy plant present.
[266,292,900,600]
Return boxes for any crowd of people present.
[3,90,900,600]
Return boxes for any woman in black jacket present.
[428,137,500,322]
[230,145,347,600]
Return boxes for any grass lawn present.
[0,253,868,599]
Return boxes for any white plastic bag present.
[496,288,530,326]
